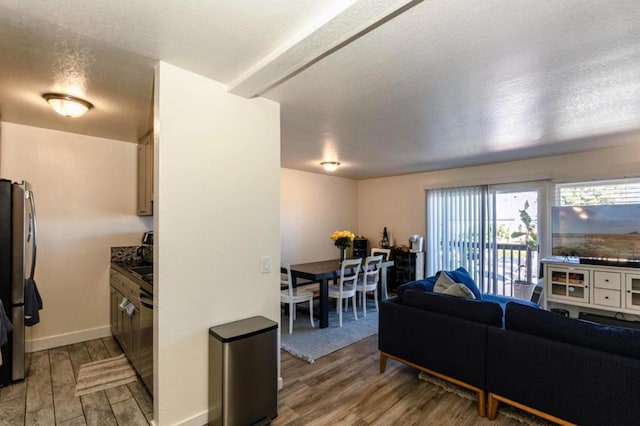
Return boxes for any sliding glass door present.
[427,182,546,299]
[487,184,542,297]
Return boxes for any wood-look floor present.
[275,334,519,426]
[0,336,152,426]
[2,333,527,425]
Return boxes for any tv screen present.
[552,204,640,260]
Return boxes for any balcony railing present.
[441,240,538,298]
[485,243,538,297]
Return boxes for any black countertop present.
[111,260,153,295]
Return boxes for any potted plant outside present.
[510,201,538,300]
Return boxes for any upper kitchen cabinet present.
[137,132,154,216]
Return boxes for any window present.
[555,178,640,206]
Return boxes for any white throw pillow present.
[434,272,476,299]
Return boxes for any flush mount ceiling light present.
[42,93,94,118]
[320,161,340,172]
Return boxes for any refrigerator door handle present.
[26,190,37,280]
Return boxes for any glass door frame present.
[486,181,551,295]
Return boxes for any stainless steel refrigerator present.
[0,179,37,385]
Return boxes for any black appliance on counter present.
[353,237,368,258]
[0,179,37,385]
[137,231,153,264]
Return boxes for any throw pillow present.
[434,272,476,299]
[437,267,482,299]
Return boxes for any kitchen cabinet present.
[110,268,140,370]
[110,287,126,351]
[137,132,154,216]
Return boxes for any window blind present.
[426,185,488,283]
[554,178,640,206]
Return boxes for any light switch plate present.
[261,256,272,273]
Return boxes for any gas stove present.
[128,264,154,287]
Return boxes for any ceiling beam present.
[228,0,423,98]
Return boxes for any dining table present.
[288,258,395,328]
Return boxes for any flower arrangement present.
[331,230,355,249]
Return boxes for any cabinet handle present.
[605,296,609,299]
[605,279,609,282]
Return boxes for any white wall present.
[281,168,358,264]
[154,62,280,426]
[358,145,640,248]
[0,122,150,350]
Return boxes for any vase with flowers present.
[331,230,355,263]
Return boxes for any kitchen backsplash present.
[111,246,139,262]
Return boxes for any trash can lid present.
[209,316,278,343]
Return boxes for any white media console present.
[542,258,640,317]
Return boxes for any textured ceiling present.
[1,1,640,178]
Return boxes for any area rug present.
[418,372,554,425]
[281,299,378,364]
[74,354,138,397]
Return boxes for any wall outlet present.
[260,256,272,273]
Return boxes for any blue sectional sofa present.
[487,303,640,425]
[379,288,502,416]
[379,269,640,425]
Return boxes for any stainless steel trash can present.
[209,316,278,426]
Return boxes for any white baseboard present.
[171,381,282,425]
[175,410,208,426]
[27,325,112,352]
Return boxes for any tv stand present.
[542,258,640,316]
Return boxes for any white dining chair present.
[356,255,383,316]
[280,262,315,334]
[328,258,362,327]
[371,248,391,261]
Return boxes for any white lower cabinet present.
[593,288,621,308]
[593,271,621,309]
[625,274,640,311]
[544,260,640,315]
[547,266,590,304]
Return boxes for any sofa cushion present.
[402,289,502,326]
[505,302,640,359]
[396,276,437,301]
[434,272,476,299]
[482,294,539,311]
[436,267,482,299]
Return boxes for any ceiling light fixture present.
[42,93,94,118]
[320,161,340,172]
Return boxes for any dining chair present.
[356,254,383,316]
[328,258,362,327]
[371,248,391,261]
[280,262,315,334]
